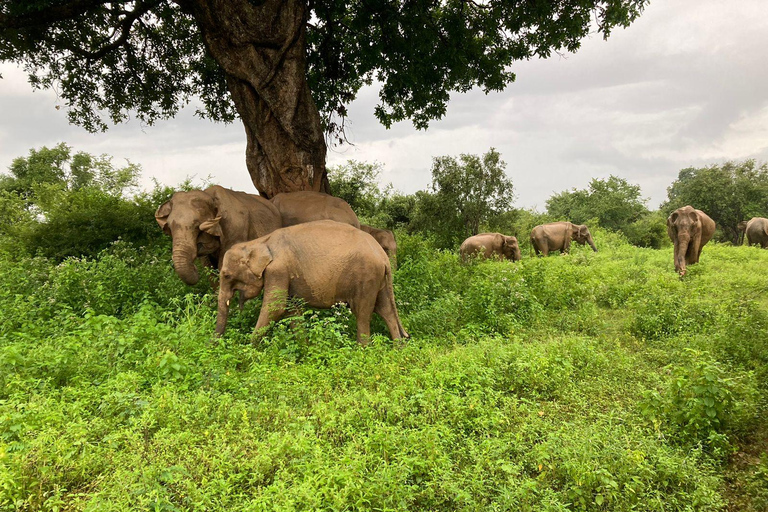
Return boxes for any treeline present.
[2,144,768,261]
[329,151,768,251]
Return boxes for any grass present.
[1,231,767,511]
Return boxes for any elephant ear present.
[245,243,273,279]
[200,217,224,238]
[155,201,172,234]
[688,211,699,224]
[579,225,588,237]
[668,211,679,227]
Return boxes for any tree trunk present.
[185,0,329,198]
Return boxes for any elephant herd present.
[459,221,597,262]
[156,186,403,345]
[156,187,768,344]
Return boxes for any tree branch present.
[60,0,157,60]
[0,0,109,30]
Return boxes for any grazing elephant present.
[271,191,360,229]
[666,205,716,276]
[460,233,521,262]
[215,220,408,345]
[155,185,282,285]
[530,222,597,256]
[361,224,398,269]
[745,217,768,248]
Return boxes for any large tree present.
[0,0,646,197]
[546,175,648,231]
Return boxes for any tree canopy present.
[546,175,648,231]
[0,0,647,196]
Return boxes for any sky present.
[1,0,767,210]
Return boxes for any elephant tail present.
[384,266,409,339]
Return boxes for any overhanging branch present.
[0,0,108,30]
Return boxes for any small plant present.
[641,349,758,456]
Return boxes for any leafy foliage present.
[1,221,767,510]
[0,143,167,259]
[546,175,649,231]
[0,0,647,136]
[327,160,388,219]
[411,148,515,248]
[663,160,768,244]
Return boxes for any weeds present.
[1,235,767,510]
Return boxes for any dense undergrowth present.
[1,230,767,511]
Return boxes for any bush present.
[641,349,759,456]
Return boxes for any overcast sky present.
[1,0,767,210]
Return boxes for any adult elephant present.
[271,191,360,229]
[666,205,716,276]
[460,233,521,262]
[745,217,768,248]
[361,225,397,269]
[530,222,597,256]
[155,185,282,285]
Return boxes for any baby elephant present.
[460,233,521,262]
[215,220,408,345]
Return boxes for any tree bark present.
[185,0,329,198]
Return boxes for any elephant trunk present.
[676,237,690,275]
[172,235,200,285]
[215,285,234,336]
[514,246,522,261]
[588,235,597,252]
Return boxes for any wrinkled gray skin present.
[271,191,360,229]
[530,222,597,256]
[460,233,521,262]
[361,224,397,269]
[215,220,408,345]
[155,185,282,285]
[745,217,768,248]
[667,205,716,276]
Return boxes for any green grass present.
[1,232,767,511]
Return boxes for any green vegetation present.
[0,144,171,260]
[1,229,767,510]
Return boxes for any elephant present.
[460,233,521,262]
[745,217,768,248]
[271,191,360,229]
[361,224,397,269]
[666,205,716,276]
[530,222,597,256]
[215,220,408,345]
[155,185,282,285]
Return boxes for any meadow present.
[0,230,767,511]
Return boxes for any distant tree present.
[412,148,515,248]
[546,175,648,231]
[0,144,162,259]
[328,161,387,219]
[663,160,768,244]
[0,143,139,204]
[0,0,647,197]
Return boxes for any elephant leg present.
[253,283,289,340]
[350,299,375,346]
[374,281,408,342]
